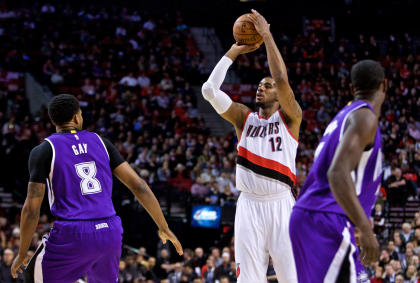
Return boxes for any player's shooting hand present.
[358,228,379,266]
[159,228,184,256]
[10,254,26,279]
[230,43,261,55]
[248,9,270,38]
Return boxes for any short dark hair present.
[48,94,80,125]
[351,60,385,95]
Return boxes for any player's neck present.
[56,123,79,133]
[355,96,381,117]
[258,106,278,119]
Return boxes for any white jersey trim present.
[279,110,299,144]
[34,237,47,283]
[44,138,55,209]
[237,111,252,150]
[339,103,368,141]
[351,148,373,196]
[94,133,110,160]
[324,226,355,283]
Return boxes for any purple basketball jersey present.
[295,101,383,216]
[45,131,115,220]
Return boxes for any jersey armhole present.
[237,111,252,147]
[94,133,110,160]
[339,103,371,141]
[279,110,299,143]
[44,138,55,184]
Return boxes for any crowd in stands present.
[0,2,419,283]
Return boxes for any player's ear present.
[72,113,79,125]
[73,111,81,125]
[382,79,388,93]
[349,83,355,96]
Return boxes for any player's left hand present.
[247,9,270,38]
[358,229,379,266]
[10,254,26,278]
[230,43,261,55]
[159,228,184,256]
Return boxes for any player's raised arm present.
[248,10,302,138]
[113,162,183,255]
[201,43,259,135]
[327,108,379,265]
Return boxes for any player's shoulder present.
[350,107,378,127]
[94,133,111,145]
[31,140,52,153]
[29,140,52,161]
[347,107,378,139]
[80,130,106,142]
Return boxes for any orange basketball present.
[233,13,263,45]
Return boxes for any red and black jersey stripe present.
[237,146,296,188]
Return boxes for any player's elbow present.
[22,202,41,220]
[201,81,215,101]
[327,166,342,187]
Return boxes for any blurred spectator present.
[401,223,415,246]
[168,262,183,283]
[384,263,396,282]
[373,203,386,236]
[388,241,400,260]
[379,249,391,269]
[210,247,222,268]
[0,248,23,282]
[156,248,174,280]
[214,252,231,280]
[201,256,216,283]
[386,168,408,206]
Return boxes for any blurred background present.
[0,0,419,282]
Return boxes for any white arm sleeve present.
[201,56,233,114]
[208,56,233,89]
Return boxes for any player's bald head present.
[351,60,385,95]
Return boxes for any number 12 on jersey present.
[269,137,282,152]
[75,161,102,195]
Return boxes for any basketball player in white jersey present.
[201,10,301,283]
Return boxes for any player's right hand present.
[230,42,261,55]
[358,229,379,266]
[248,9,271,38]
[159,228,184,256]
[10,254,25,278]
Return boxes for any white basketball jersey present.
[236,110,298,195]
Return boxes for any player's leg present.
[267,194,297,283]
[86,216,123,283]
[28,216,123,283]
[289,207,357,283]
[24,235,78,283]
[234,193,269,283]
[86,244,121,283]
[25,234,89,283]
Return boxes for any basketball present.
[233,13,263,45]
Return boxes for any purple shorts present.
[289,207,361,283]
[26,215,123,283]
